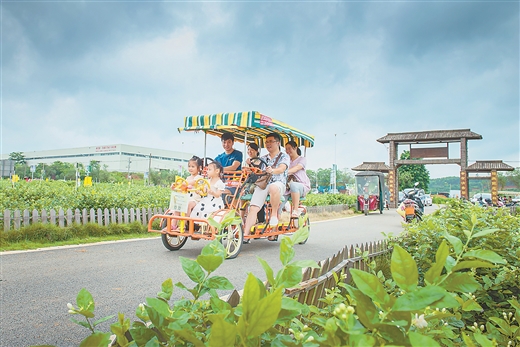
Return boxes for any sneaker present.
[269,216,279,226]
[291,210,301,218]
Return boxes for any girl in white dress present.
[170,156,203,230]
[190,162,225,219]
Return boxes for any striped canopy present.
[178,111,315,148]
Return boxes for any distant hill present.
[429,176,460,194]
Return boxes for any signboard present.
[0,159,14,177]
[410,147,449,159]
[30,165,36,173]
[84,176,93,187]
[169,191,190,213]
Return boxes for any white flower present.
[412,314,428,329]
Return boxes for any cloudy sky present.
[1,1,518,178]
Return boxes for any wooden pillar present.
[460,171,468,200]
[460,138,469,199]
[491,170,498,205]
[389,140,398,208]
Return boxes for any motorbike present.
[397,182,424,223]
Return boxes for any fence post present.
[117,209,123,224]
[89,209,96,224]
[66,209,73,226]
[23,209,30,227]
[58,209,65,228]
[123,208,129,224]
[136,208,141,225]
[104,209,110,227]
[14,209,21,230]
[41,209,48,224]
[75,209,82,224]
[97,209,103,226]
[4,209,10,232]
[141,208,147,226]
[82,209,88,225]
[110,208,116,224]
[32,209,40,224]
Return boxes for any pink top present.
[289,156,311,192]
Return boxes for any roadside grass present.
[1,210,356,252]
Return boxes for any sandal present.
[268,235,278,242]
[243,239,251,244]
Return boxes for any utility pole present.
[148,153,152,186]
[127,157,132,181]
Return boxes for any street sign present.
[30,165,36,173]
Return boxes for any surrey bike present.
[147,111,315,259]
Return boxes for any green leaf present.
[208,314,237,347]
[248,287,283,337]
[93,314,115,326]
[290,260,320,269]
[393,286,446,311]
[129,324,158,346]
[180,257,206,283]
[279,237,295,266]
[489,317,512,335]
[463,249,506,264]
[145,297,171,319]
[391,245,418,292]
[462,299,483,312]
[452,260,495,272]
[345,286,379,328]
[462,332,477,347]
[76,288,95,318]
[441,272,481,293]
[425,240,450,284]
[206,276,234,290]
[409,331,441,347]
[275,265,303,289]
[157,278,173,301]
[291,225,309,245]
[210,297,232,315]
[431,292,460,309]
[472,228,499,238]
[238,273,261,337]
[197,254,224,273]
[257,257,275,286]
[350,268,390,306]
[79,332,112,347]
[444,233,463,255]
[473,332,494,347]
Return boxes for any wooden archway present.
[377,129,482,207]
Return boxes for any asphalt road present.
[0,206,433,346]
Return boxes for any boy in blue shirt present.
[215,132,243,172]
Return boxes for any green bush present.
[53,204,519,346]
[304,193,357,207]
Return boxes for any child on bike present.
[170,156,203,230]
[190,161,225,219]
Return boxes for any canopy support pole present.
[204,132,207,163]
[243,132,248,166]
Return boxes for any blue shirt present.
[215,150,243,171]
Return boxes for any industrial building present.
[16,144,193,174]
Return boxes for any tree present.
[9,152,26,165]
[397,151,430,192]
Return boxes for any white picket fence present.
[2,207,167,232]
[1,204,353,232]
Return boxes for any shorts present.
[287,181,306,196]
[250,181,285,208]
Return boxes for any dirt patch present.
[308,209,356,221]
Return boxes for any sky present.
[1,0,519,179]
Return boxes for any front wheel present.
[161,233,188,251]
[220,223,243,259]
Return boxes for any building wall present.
[17,144,194,173]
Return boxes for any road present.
[0,206,433,346]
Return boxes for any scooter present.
[397,182,424,223]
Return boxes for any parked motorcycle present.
[397,182,424,223]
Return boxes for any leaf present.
[76,288,95,318]
[257,257,275,286]
[345,286,379,328]
[93,314,115,326]
[461,332,477,347]
[462,299,483,312]
[444,232,463,255]
[276,265,303,289]
[208,315,237,347]
[238,273,262,337]
[291,225,309,245]
[463,249,506,264]
[425,240,450,285]
[350,268,390,306]
[180,257,206,284]
[145,297,171,319]
[280,237,295,266]
[472,228,499,238]
[247,288,283,337]
[206,276,234,290]
[129,325,158,346]
[489,317,512,335]
[441,272,481,293]
[391,245,418,292]
[393,286,446,311]
[452,260,495,272]
[409,331,441,347]
[431,292,460,309]
[79,332,112,347]
[157,278,173,301]
[197,254,224,274]
[473,332,494,347]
